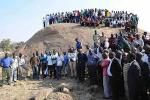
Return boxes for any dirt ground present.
[0,67,108,100]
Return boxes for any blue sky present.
[0,0,149,42]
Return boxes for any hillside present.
[19,23,125,55]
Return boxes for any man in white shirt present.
[51,49,58,79]
[10,53,19,83]
[47,52,53,78]
[18,53,25,80]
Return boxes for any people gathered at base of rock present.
[43,8,139,33]
[0,29,150,100]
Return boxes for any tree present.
[0,39,13,52]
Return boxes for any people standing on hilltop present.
[10,53,19,83]
[0,53,13,85]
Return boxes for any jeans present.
[32,65,39,79]
[56,66,62,80]
[10,68,17,82]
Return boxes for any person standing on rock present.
[10,53,19,83]
[77,49,88,82]
[62,52,69,77]
[30,53,40,80]
[0,53,13,85]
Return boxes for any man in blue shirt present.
[75,38,82,51]
[1,53,13,85]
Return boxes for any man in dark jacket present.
[77,49,87,82]
[136,52,149,100]
[127,53,142,100]
[108,51,123,100]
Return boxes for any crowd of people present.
[43,8,138,33]
[0,29,150,100]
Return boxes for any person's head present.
[78,49,83,54]
[94,30,97,35]
[109,52,115,59]
[53,49,56,54]
[75,38,79,42]
[102,32,104,36]
[36,51,39,56]
[48,51,51,55]
[102,52,108,59]
[63,52,67,55]
[116,51,122,59]
[111,34,114,38]
[89,49,93,55]
[128,53,136,62]
[5,53,8,58]
[122,52,128,62]
[136,52,143,62]
[132,47,137,54]
[144,32,147,36]
[32,53,35,57]
[136,34,140,39]
[19,53,22,58]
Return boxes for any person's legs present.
[32,66,36,79]
[48,65,52,78]
[53,64,57,79]
[110,77,119,100]
[56,66,60,80]
[103,76,111,98]
[13,68,17,82]
[10,68,14,83]
[81,63,85,82]
[35,65,39,79]
[2,68,7,84]
[69,62,73,77]
[72,61,77,77]
[6,68,11,84]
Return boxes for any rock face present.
[19,23,124,55]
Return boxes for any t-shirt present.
[51,53,58,64]
[47,55,53,65]
[11,57,19,69]
[1,57,13,68]
[57,56,64,66]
